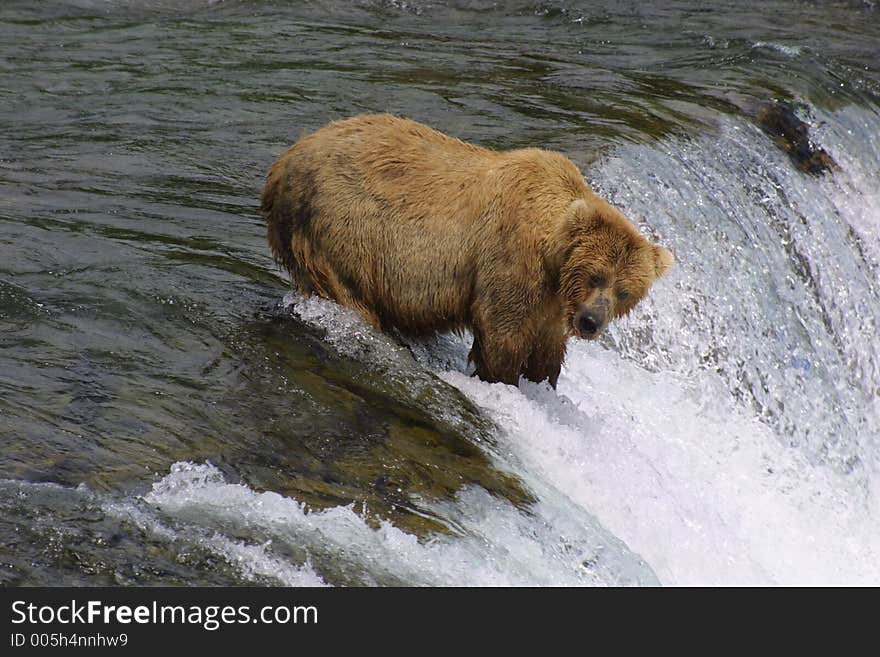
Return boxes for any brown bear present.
[261,114,673,388]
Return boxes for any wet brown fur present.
[262,114,673,387]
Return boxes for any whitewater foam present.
[442,347,880,585]
[134,461,656,586]
[105,483,328,587]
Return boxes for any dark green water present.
[1,1,878,586]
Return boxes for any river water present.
[1,0,878,586]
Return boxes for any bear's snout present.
[574,303,608,339]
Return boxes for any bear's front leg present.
[523,332,567,389]
[469,324,529,386]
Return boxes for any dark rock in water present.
[756,101,838,175]
[235,306,534,538]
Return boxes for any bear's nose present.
[578,313,599,337]
[574,304,607,339]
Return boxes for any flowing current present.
[1,1,878,586]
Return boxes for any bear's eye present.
[617,289,631,302]
[587,274,607,288]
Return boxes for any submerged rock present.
[239,301,534,537]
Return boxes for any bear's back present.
[298,115,587,223]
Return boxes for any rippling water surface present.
[1,0,878,585]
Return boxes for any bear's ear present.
[653,245,674,278]
[543,200,595,275]
[559,199,600,240]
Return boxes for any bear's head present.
[554,199,673,340]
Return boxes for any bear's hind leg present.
[306,257,384,333]
[336,290,384,333]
